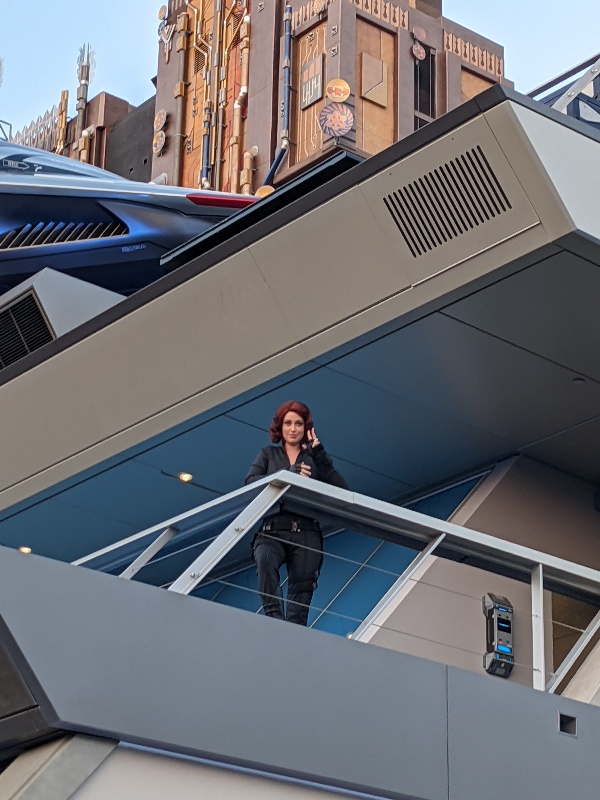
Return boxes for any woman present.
[245,400,348,626]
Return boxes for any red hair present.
[269,401,313,443]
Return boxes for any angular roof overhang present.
[1,86,600,563]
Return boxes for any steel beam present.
[120,527,176,580]
[546,608,600,694]
[352,534,446,642]
[168,483,289,595]
[551,55,600,112]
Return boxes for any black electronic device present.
[482,593,514,678]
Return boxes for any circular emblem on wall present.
[153,108,167,132]
[158,5,168,20]
[412,26,427,41]
[312,0,327,14]
[152,130,166,155]
[412,42,426,61]
[318,103,354,138]
[325,78,351,103]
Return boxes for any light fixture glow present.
[19,546,32,554]
[177,472,194,483]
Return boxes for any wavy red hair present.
[269,401,313,443]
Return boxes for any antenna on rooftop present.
[74,43,96,157]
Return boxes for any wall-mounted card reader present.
[482,593,514,678]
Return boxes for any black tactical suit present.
[245,442,348,625]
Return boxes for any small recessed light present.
[19,546,32,554]
[177,472,193,483]
[573,377,586,384]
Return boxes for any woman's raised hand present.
[305,428,320,449]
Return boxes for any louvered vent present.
[194,48,206,74]
[383,145,512,258]
[0,219,128,250]
[0,293,54,370]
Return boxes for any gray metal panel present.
[522,416,600,485]
[0,270,123,340]
[0,735,117,800]
[327,311,600,444]
[0,639,36,718]
[447,666,600,800]
[0,708,56,758]
[0,545,449,800]
[509,103,600,242]
[357,113,540,285]
[443,251,600,382]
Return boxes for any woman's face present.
[281,411,305,446]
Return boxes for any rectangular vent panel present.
[383,145,512,258]
[0,219,128,250]
[0,293,54,370]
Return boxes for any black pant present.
[253,526,323,626]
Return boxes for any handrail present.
[74,470,600,601]
[72,471,600,692]
[527,52,600,99]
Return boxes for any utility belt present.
[259,514,321,534]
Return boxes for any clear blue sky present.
[1,0,599,134]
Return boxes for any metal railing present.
[74,470,600,692]
[527,52,600,113]
[0,119,12,141]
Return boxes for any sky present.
[0,0,599,135]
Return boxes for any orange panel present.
[356,20,396,155]
[460,68,494,103]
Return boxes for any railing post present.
[119,527,176,580]
[168,482,289,595]
[531,563,546,690]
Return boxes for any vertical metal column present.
[531,563,546,690]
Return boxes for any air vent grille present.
[0,219,128,250]
[0,293,54,370]
[383,145,512,258]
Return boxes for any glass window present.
[414,44,436,129]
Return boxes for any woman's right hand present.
[290,462,312,478]
[298,462,311,478]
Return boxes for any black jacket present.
[245,442,348,490]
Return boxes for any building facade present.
[9,0,506,190]
[151,0,507,191]
[3,88,600,798]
